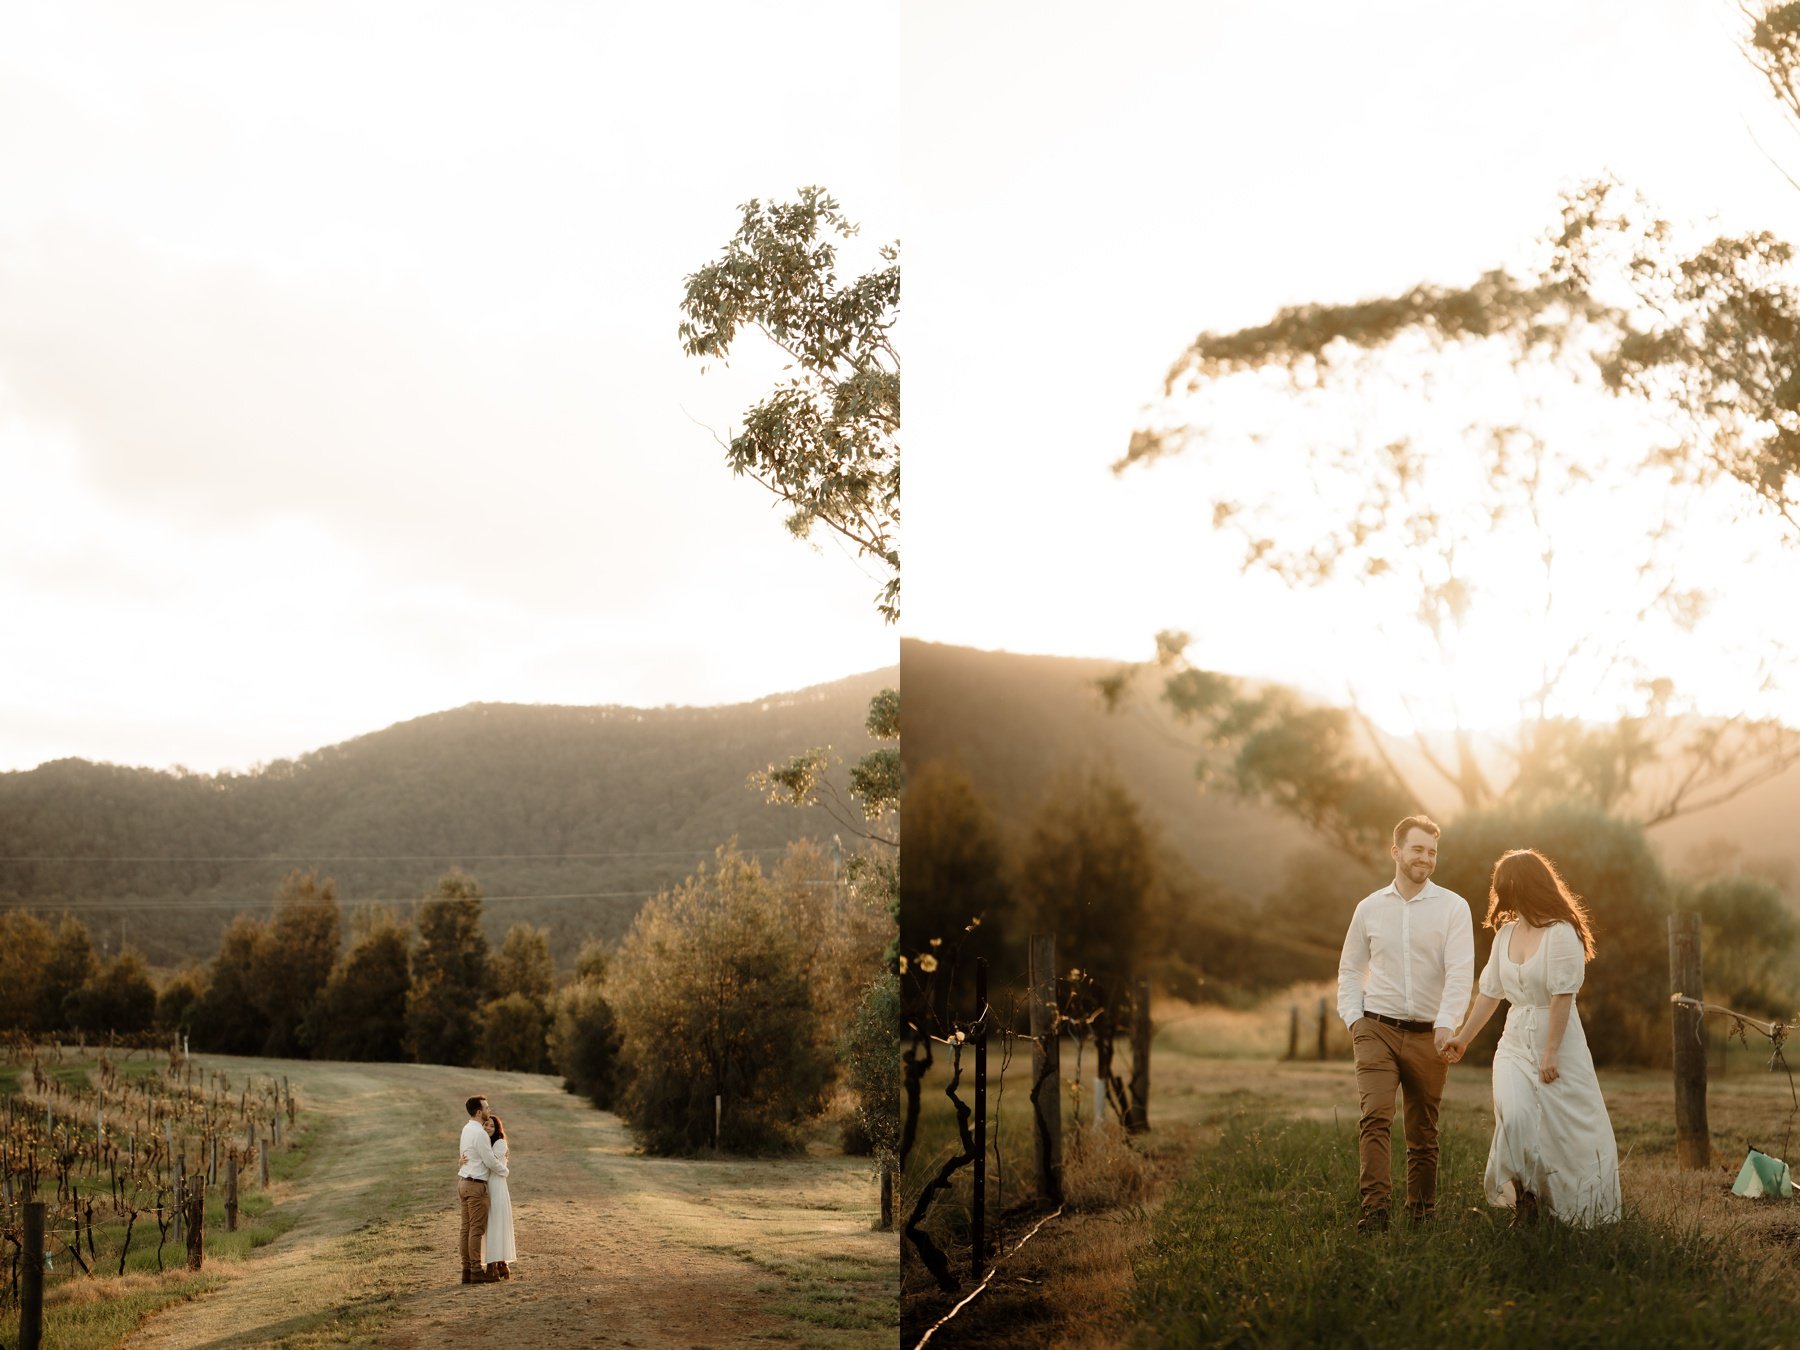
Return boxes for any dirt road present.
[122,1057,892,1348]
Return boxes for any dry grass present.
[1063,1119,1155,1212]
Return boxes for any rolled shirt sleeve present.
[1337,901,1370,1030]
[1434,898,1476,1029]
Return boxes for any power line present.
[0,891,665,911]
[0,846,797,863]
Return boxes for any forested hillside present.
[0,668,895,968]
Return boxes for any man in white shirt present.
[458,1094,510,1283]
[1337,815,1474,1233]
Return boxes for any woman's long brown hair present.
[1483,848,1596,960]
[487,1114,506,1142]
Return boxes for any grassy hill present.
[0,667,896,968]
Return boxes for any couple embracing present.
[456,1093,518,1284]
[1339,815,1622,1233]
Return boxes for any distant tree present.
[1015,767,1158,993]
[1108,179,1800,863]
[608,845,832,1154]
[405,870,489,1067]
[66,950,157,1036]
[841,970,901,1230]
[39,915,99,1034]
[492,923,556,1004]
[1689,875,1800,1021]
[193,915,273,1054]
[753,687,900,1207]
[315,913,412,1062]
[681,187,900,622]
[771,839,890,1034]
[476,992,551,1074]
[899,760,1011,972]
[154,964,208,1038]
[549,939,622,1109]
[253,870,342,1056]
[0,911,52,1031]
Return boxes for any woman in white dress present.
[482,1114,516,1277]
[1444,848,1621,1228]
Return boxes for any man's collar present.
[1385,878,1437,901]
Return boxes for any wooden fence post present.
[185,1182,205,1270]
[22,1199,44,1350]
[226,1156,239,1232]
[1317,995,1329,1061]
[1670,912,1710,1169]
[972,957,988,1279]
[1286,1005,1299,1061]
[1029,932,1063,1207]
[1129,976,1152,1132]
[260,1138,270,1188]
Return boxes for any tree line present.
[0,836,895,1157]
[902,757,1800,1067]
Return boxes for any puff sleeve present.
[1478,927,1505,1000]
[1545,921,1586,997]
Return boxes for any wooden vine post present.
[1029,932,1063,1207]
[185,1181,205,1270]
[1128,975,1152,1132]
[22,1199,44,1350]
[971,957,988,1279]
[1670,912,1710,1169]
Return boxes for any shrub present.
[607,844,833,1154]
[477,992,550,1073]
[550,963,622,1109]
[314,916,412,1061]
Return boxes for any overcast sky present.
[903,0,1800,733]
[0,1,898,774]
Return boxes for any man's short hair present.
[1392,815,1441,849]
[465,1095,487,1117]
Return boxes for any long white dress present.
[483,1138,517,1264]
[1480,920,1621,1227]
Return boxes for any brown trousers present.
[458,1177,490,1273]
[1351,1017,1448,1217]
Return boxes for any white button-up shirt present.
[458,1118,509,1181]
[1337,878,1475,1031]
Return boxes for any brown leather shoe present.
[497,1262,511,1280]
[469,1268,500,1284]
[462,1269,474,1285]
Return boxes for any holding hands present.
[1441,1034,1467,1064]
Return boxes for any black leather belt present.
[1364,1011,1434,1034]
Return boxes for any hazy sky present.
[904,0,1800,732]
[0,1,898,773]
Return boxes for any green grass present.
[49,1061,96,1090]
[1132,1109,1800,1349]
